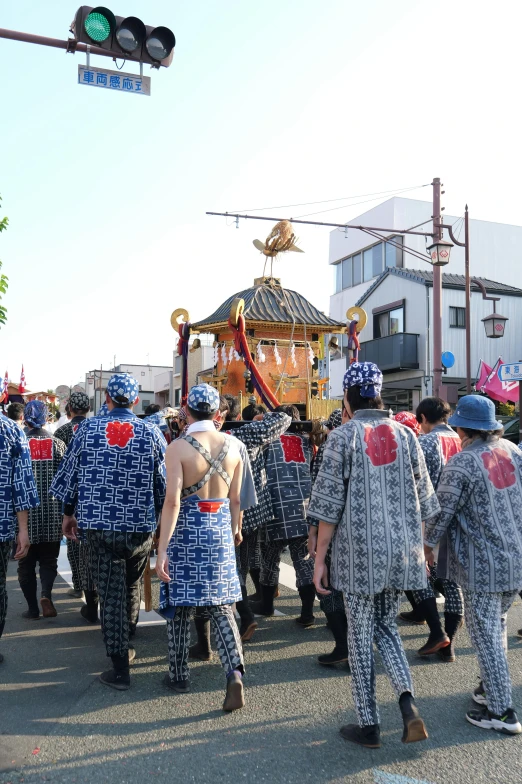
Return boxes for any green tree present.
[0,195,8,327]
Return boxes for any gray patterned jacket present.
[308,409,439,595]
[425,436,522,592]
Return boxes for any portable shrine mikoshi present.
[170,220,368,419]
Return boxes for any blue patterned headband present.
[106,373,139,404]
[343,362,383,399]
[187,383,220,414]
[25,400,48,428]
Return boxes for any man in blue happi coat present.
[0,413,39,662]
[51,373,166,690]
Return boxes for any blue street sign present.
[441,351,455,369]
[78,65,151,96]
[498,362,522,382]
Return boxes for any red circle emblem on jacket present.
[106,421,135,448]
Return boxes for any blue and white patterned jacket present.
[50,408,166,533]
[0,415,39,541]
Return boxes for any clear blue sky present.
[1,0,520,390]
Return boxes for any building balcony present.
[358,333,419,373]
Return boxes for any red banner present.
[476,358,519,403]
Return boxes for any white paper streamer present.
[307,344,315,364]
[213,345,219,366]
[274,343,282,366]
[228,345,235,363]
[234,350,241,362]
[256,342,266,363]
[221,343,228,366]
[290,341,297,368]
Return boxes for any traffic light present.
[71,6,175,67]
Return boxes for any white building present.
[85,363,173,415]
[171,335,215,407]
[328,197,522,407]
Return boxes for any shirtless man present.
[156,383,245,711]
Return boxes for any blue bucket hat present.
[448,395,503,431]
[343,362,383,399]
[106,373,139,405]
[187,383,220,414]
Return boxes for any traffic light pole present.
[0,27,131,61]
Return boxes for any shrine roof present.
[192,278,344,332]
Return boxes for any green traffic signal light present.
[84,7,116,43]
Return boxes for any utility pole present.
[432,178,443,398]
[464,206,471,393]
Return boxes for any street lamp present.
[427,237,454,266]
[481,310,509,339]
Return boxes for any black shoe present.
[80,605,99,624]
[398,610,426,626]
[318,611,349,666]
[223,671,245,712]
[472,681,487,706]
[438,646,456,663]
[517,628,522,638]
[417,632,450,656]
[295,584,316,627]
[466,706,522,734]
[339,723,381,748]
[163,673,190,693]
[250,584,277,617]
[68,588,84,598]
[129,623,137,639]
[40,597,57,618]
[100,668,130,691]
[399,692,428,744]
[22,609,40,620]
[318,647,350,667]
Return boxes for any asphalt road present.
[2,560,522,784]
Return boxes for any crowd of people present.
[1,363,522,749]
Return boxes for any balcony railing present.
[358,333,419,373]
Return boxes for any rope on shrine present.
[228,314,280,411]
[177,321,191,406]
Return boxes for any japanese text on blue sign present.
[78,65,151,96]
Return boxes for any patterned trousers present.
[235,530,260,587]
[0,542,10,640]
[261,536,314,589]
[67,540,88,592]
[87,530,152,657]
[166,605,244,682]
[463,589,518,715]
[344,590,413,727]
[412,577,464,615]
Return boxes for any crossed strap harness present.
[181,434,232,498]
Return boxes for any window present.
[174,388,181,405]
[141,371,146,376]
[334,240,388,291]
[342,257,352,289]
[330,334,348,361]
[374,305,404,338]
[174,356,182,374]
[373,243,383,277]
[385,236,404,268]
[141,399,151,409]
[363,249,373,282]
[353,253,362,286]
[450,306,466,328]
[335,262,342,293]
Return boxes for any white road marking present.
[374,770,436,784]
